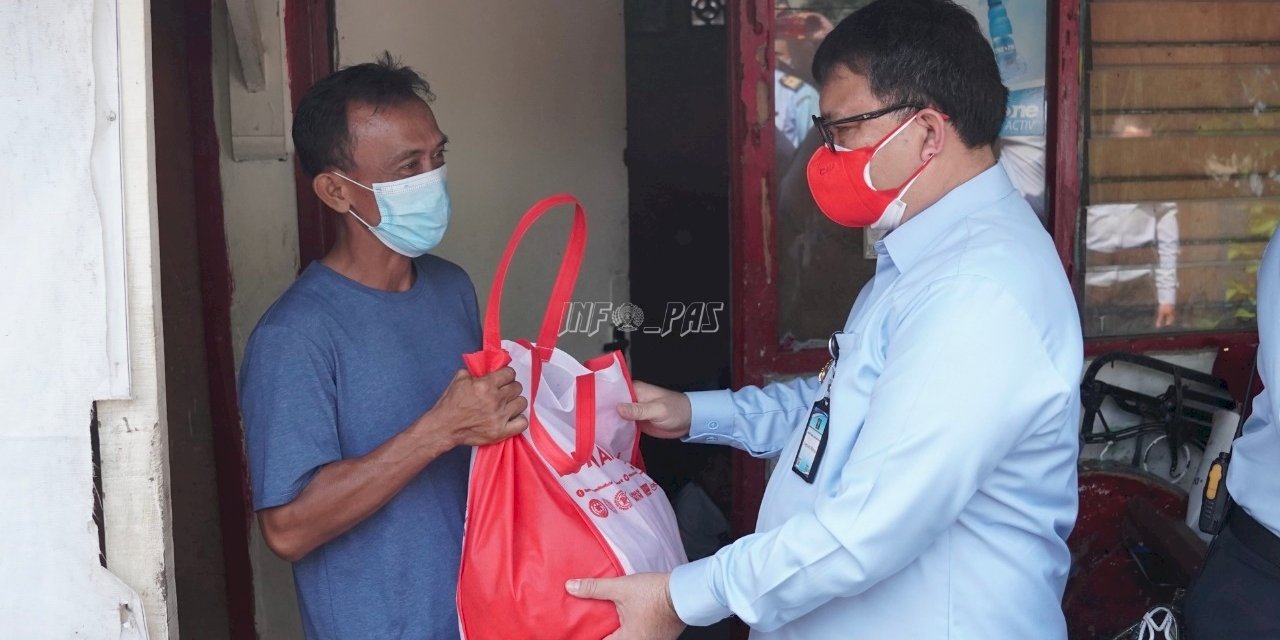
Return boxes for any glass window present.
[1081,0,1280,338]
[773,0,1050,348]
[774,2,871,350]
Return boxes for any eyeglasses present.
[811,103,926,152]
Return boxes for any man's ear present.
[915,108,948,163]
[313,172,352,214]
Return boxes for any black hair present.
[812,0,1007,147]
[292,51,435,177]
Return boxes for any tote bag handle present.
[463,194,596,475]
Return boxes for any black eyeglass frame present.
[811,102,927,151]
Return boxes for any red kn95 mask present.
[806,113,939,230]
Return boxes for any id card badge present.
[792,395,831,483]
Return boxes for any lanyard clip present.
[818,332,843,383]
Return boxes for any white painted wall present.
[0,0,170,637]
[335,0,631,359]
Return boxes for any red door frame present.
[185,0,255,636]
[727,0,830,393]
[1048,0,1079,285]
[727,0,1260,532]
[191,0,334,636]
[727,0,815,536]
[286,0,335,269]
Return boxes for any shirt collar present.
[880,163,1015,273]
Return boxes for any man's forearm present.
[260,412,457,561]
[685,375,819,458]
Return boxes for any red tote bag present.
[457,194,686,640]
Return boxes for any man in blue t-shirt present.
[238,52,528,639]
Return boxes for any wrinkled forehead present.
[345,98,443,163]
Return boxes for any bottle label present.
[1001,85,1045,137]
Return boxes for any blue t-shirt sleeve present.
[240,323,341,510]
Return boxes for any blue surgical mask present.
[332,164,451,257]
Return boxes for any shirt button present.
[708,421,719,430]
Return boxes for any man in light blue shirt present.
[566,1,1082,638]
[1185,228,1280,638]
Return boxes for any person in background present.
[566,1,1083,638]
[774,10,833,86]
[773,12,830,153]
[1184,227,1280,638]
[238,53,527,639]
[774,68,820,152]
[1083,117,1179,334]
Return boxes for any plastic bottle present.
[988,0,1028,84]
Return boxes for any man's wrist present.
[410,409,460,454]
[669,557,734,626]
[684,389,737,444]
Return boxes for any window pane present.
[774,2,872,350]
[1081,0,1280,338]
[773,0,1050,348]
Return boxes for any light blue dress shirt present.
[669,165,1083,639]
[1227,228,1280,538]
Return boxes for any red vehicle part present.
[1065,463,1191,639]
